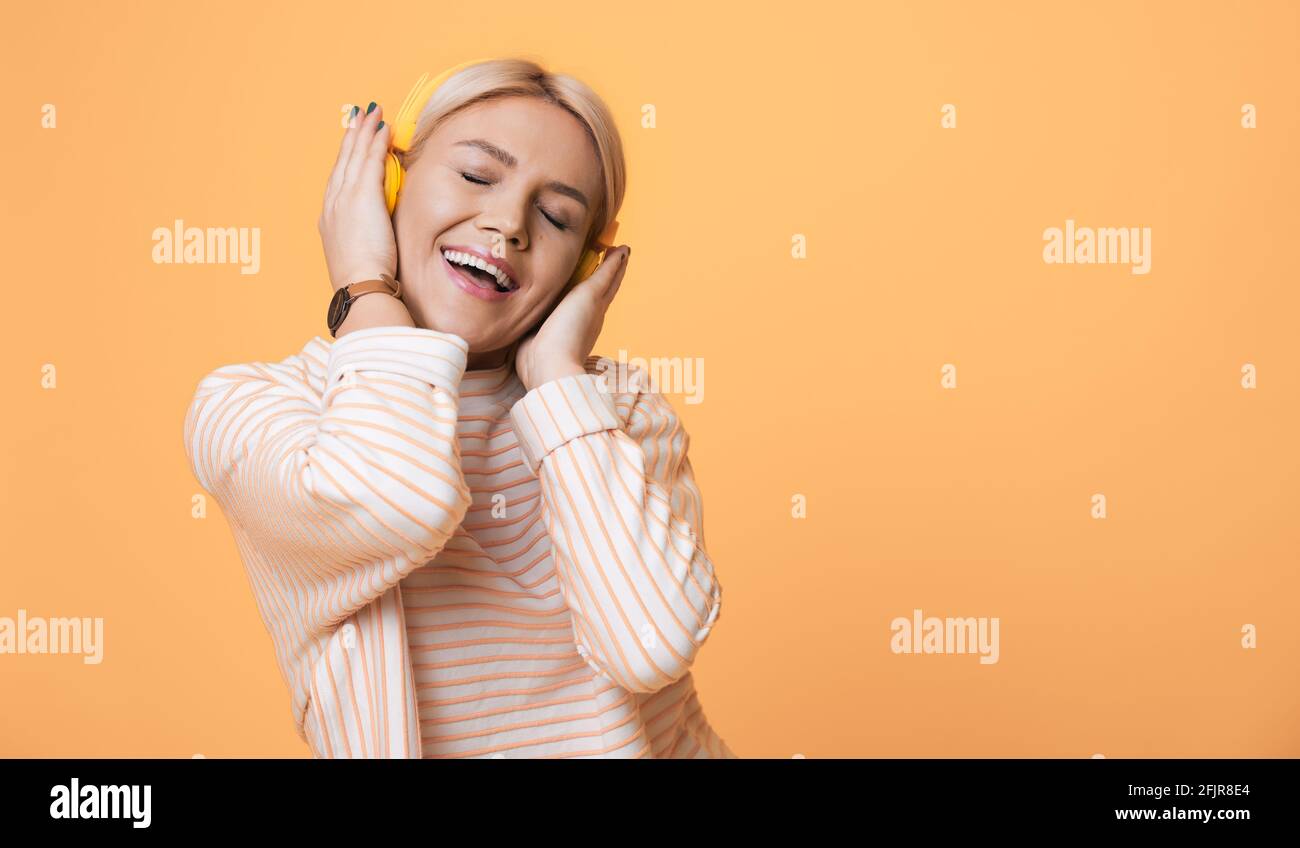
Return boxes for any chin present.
[420,310,507,351]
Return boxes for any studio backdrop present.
[2,0,1298,757]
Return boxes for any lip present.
[440,243,520,290]
[440,251,518,302]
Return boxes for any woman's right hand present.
[318,102,397,291]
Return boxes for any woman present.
[183,58,734,758]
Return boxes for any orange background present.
[2,0,1297,757]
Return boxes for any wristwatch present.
[327,273,402,337]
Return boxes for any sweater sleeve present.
[508,360,723,694]
[183,325,473,635]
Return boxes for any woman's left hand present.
[515,245,630,391]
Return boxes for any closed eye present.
[461,172,570,232]
[540,208,569,231]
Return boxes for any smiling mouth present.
[441,248,518,292]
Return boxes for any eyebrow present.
[454,138,590,209]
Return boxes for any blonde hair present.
[402,58,625,247]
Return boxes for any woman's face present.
[392,95,604,364]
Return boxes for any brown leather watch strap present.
[347,273,401,300]
[328,273,403,337]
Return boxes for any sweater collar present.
[458,358,525,415]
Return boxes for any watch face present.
[327,287,350,332]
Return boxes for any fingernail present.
[366,101,377,115]
[350,105,359,118]
[376,120,385,131]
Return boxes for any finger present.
[601,246,630,300]
[573,245,627,300]
[342,102,383,189]
[360,115,391,187]
[335,102,378,197]
[326,104,363,201]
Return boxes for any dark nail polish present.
[350,105,359,118]
[366,101,376,115]
[376,120,385,131]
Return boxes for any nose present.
[477,188,528,252]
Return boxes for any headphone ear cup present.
[384,152,404,214]
[569,246,605,286]
[571,220,618,285]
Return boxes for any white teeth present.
[442,249,515,290]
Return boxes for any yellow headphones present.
[383,59,620,290]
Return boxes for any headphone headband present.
[390,57,491,153]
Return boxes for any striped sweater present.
[183,325,734,758]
